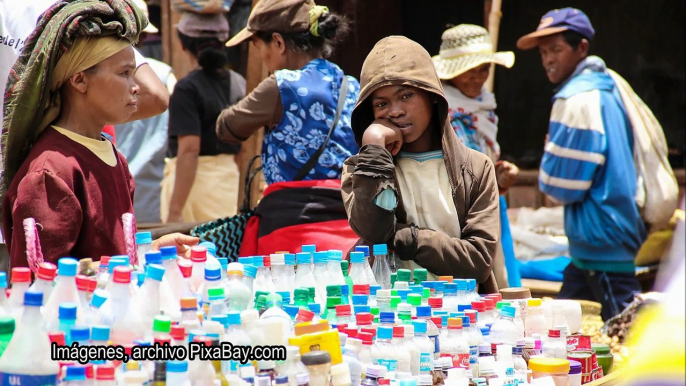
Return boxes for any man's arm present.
[124,63,170,122]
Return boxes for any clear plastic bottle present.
[43,259,82,323]
[51,303,77,342]
[342,338,363,386]
[327,251,347,286]
[95,256,111,290]
[401,324,421,376]
[241,309,265,347]
[0,291,60,383]
[284,254,297,298]
[372,326,399,373]
[460,316,479,376]
[357,332,374,367]
[442,284,459,313]
[348,252,371,286]
[488,305,520,353]
[525,298,547,338]
[375,290,391,313]
[311,252,331,307]
[253,256,277,294]
[371,245,391,289]
[368,285,380,308]
[199,263,224,313]
[242,265,257,309]
[75,275,96,314]
[454,280,469,307]
[412,320,435,376]
[512,345,527,373]
[189,246,209,294]
[188,336,217,385]
[207,288,230,319]
[390,326,412,373]
[270,254,288,293]
[0,274,10,318]
[130,264,164,338]
[28,262,57,306]
[259,293,292,345]
[550,301,570,337]
[360,365,382,386]
[415,306,439,359]
[135,231,153,271]
[294,253,319,302]
[440,318,470,370]
[159,246,190,315]
[542,329,567,359]
[108,267,146,345]
[165,360,188,386]
[472,301,492,329]
[226,263,252,312]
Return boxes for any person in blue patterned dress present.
[216,0,359,184]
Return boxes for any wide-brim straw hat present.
[432,24,514,80]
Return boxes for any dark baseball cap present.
[517,8,595,50]
[226,0,315,47]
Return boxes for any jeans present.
[557,262,641,321]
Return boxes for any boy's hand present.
[362,119,404,156]
[495,160,519,191]
[151,233,200,258]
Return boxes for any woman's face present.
[450,62,491,98]
[252,35,287,73]
[82,46,140,124]
[371,85,434,146]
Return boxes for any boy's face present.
[538,33,587,84]
[450,63,491,98]
[370,85,434,145]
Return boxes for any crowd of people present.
[0,0,679,323]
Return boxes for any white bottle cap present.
[393,281,409,289]
[377,289,391,300]
[270,254,285,265]
[241,309,259,324]
[447,368,465,379]
[331,363,351,386]
[239,363,256,378]
[418,374,433,386]
[397,303,412,313]
[122,371,147,385]
[345,337,363,353]
[227,262,244,273]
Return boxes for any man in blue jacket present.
[518,8,647,320]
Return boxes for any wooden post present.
[485,0,502,92]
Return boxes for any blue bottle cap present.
[167,361,188,372]
[434,281,446,293]
[354,245,370,257]
[301,245,317,253]
[440,315,448,327]
[199,242,217,256]
[377,326,393,339]
[188,329,205,343]
[111,255,129,262]
[0,272,7,289]
[226,311,242,325]
[145,251,162,266]
[349,252,365,263]
[276,291,291,304]
[160,246,177,260]
[467,279,477,290]
[108,259,128,273]
[456,279,468,291]
[379,312,395,323]
[135,231,153,245]
[146,264,165,282]
[57,258,78,277]
[137,272,146,287]
[283,305,299,318]
[211,314,229,328]
[457,304,472,312]
[91,289,108,308]
[205,266,222,281]
[412,319,427,334]
[313,252,328,264]
[275,375,289,385]
[351,294,368,305]
[307,303,321,315]
[372,244,388,255]
[398,289,411,300]
[370,285,381,296]
[285,254,296,266]
[501,305,516,318]
[421,281,434,289]
[238,257,253,266]
[59,303,78,320]
[70,326,90,342]
[415,305,431,318]
[243,265,257,279]
[341,285,349,296]
[23,290,43,306]
[443,283,457,294]
[410,285,424,295]
[327,250,343,261]
[92,325,111,341]
[400,379,417,386]
[461,316,470,327]
[64,365,86,381]
[251,256,264,268]
[354,305,371,314]
[217,258,229,271]
[296,253,312,264]
[433,310,448,317]
[480,326,490,336]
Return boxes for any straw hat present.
[432,24,514,80]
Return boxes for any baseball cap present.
[178,12,230,41]
[226,0,327,47]
[517,8,594,50]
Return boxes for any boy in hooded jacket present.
[342,36,500,293]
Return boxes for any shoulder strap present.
[293,76,349,181]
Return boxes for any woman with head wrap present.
[1,0,196,269]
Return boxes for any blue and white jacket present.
[539,56,647,272]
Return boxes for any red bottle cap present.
[548,329,561,338]
[358,332,373,345]
[96,364,115,380]
[379,379,390,385]
[36,262,57,281]
[295,309,314,322]
[393,326,404,338]
[171,325,186,340]
[428,297,443,309]
[344,328,358,338]
[336,304,352,317]
[154,335,172,345]
[262,255,271,267]
[84,363,94,379]
[471,301,486,312]
[49,331,66,346]
[353,284,370,295]
[190,246,207,262]
[100,256,111,266]
[465,310,477,324]
[88,277,97,292]
[483,298,495,310]
[11,267,31,283]
[488,293,502,302]
[356,313,373,326]
[123,344,134,356]
[112,266,132,283]
[337,324,349,333]
[431,317,442,328]
[178,259,192,278]
[76,275,91,291]
[361,328,376,338]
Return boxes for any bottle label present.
[377,359,398,372]
[419,352,433,373]
[469,345,478,365]
[0,373,58,386]
[428,334,439,355]
[440,353,470,370]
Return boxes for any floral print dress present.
[261,59,360,184]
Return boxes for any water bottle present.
[28,262,57,306]
[8,267,31,318]
[43,258,82,326]
[488,305,520,352]
[135,231,153,271]
[371,245,391,289]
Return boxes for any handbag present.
[171,0,234,14]
[190,155,262,261]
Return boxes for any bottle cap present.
[193,336,213,345]
[146,264,165,282]
[70,326,90,342]
[351,294,369,306]
[407,293,422,306]
[431,317,442,328]
[153,316,172,333]
[199,242,217,256]
[0,317,15,335]
[354,245,370,257]
[284,254,296,266]
[358,332,373,345]
[159,246,177,261]
[296,308,314,322]
[379,311,395,324]
[528,298,542,307]
[170,325,186,341]
[95,364,115,380]
[443,283,458,294]
[58,303,78,320]
[107,259,128,274]
[344,328,359,340]
[275,375,289,385]
[180,297,198,310]
[307,303,321,315]
[548,329,561,338]
[270,254,285,266]
[313,252,328,264]
[365,365,383,378]
[208,287,226,300]
[295,252,312,264]
[135,231,153,245]
[471,300,485,312]
[447,317,462,329]
[113,266,132,283]
[528,358,570,374]
[91,325,110,341]
[340,260,350,276]
[331,363,351,386]
[569,360,582,375]
[397,303,412,314]
[11,267,31,283]
[356,312,373,325]
[277,291,291,304]
[36,262,58,281]
[301,350,331,366]
[65,365,86,381]
[326,284,342,297]
[336,304,352,316]
[23,290,43,306]
[49,331,66,345]
[372,244,388,255]
[0,273,6,289]
[438,275,453,283]
[377,326,393,340]
[423,287,431,299]
[396,269,411,282]
[496,301,511,310]
[487,293,503,302]
[392,326,404,338]
[500,287,532,300]
[190,246,207,262]
[457,304,472,312]
[418,374,433,386]
[326,296,342,309]
[416,305,431,317]
[456,279,468,291]
[370,285,381,296]
[204,266,221,281]
[350,252,365,263]
[412,319,427,334]
[390,296,402,309]
[283,305,300,318]
[428,297,443,309]
[301,245,317,253]
[483,298,495,310]
[500,305,516,318]
[166,361,188,373]
[238,256,253,266]
[145,251,162,266]
[327,250,343,262]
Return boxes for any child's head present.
[351,36,448,147]
[177,12,230,74]
[432,24,514,98]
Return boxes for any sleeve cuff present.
[354,144,396,178]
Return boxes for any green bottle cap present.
[153,315,172,333]
[326,296,342,309]
[422,288,431,299]
[326,285,342,297]
[390,296,402,309]
[295,288,310,300]
[390,273,397,287]
[255,290,269,301]
[208,287,225,300]
[266,293,283,308]
[408,294,422,306]
[370,307,380,316]
[0,317,15,335]
[256,295,268,309]
[340,261,349,276]
[307,287,316,301]
[397,269,412,282]
[413,268,427,280]
[496,301,511,310]
[391,289,398,297]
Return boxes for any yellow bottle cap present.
[528,358,570,373]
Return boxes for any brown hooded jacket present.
[341,36,500,293]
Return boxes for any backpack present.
[608,69,679,232]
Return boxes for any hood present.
[351,36,451,146]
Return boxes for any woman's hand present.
[496,160,519,191]
[362,119,404,155]
[151,233,200,258]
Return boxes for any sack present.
[608,69,679,232]
[190,156,261,261]
[171,0,234,14]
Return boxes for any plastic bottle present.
[460,316,479,377]
[542,329,567,359]
[0,274,9,317]
[242,265,257,309]
[441,284,459,313]
[472,301,492,329]
[413,306,438,359]
[96,256,111,290]
[550,301,570,337]
[441,318,470,370]
[253,256,277,294]
[355,246,378,288]
[70,326,90,347]
[8,267,31,318]
[187,336,216,385]
[372,326,398,373]
[28,262,57,306]
[130,264,165,338]
[75,275,96,317]
[62,365,87,385]
[371,245,391,289]
[159,246,190,313]
[188,246,208,294]
[0,317,15,358]
[512,345,527,372]
[360,365,382,386]
[489,306,520,353]
[375,290,391,313]
[134,231,153,271]
[342,337,363,386]
[327,251,347,286]
[108,267,146,344]
[91,325,110,346]
[259,293,292,345]
[347,252,370,287]
[95,364,116,386]
[207,288,230,319]
[51,303,77,342]
[0,291,60,383]
[222,263,250,312]
[45,258,84,326]
[271,254,288,293]
[525,298,547,338]
[199,263,224,314]
[199,241,222,272]
[277,345,308,386]
[398,324,419,376]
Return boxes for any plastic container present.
[441,318,470,370]
[568,360,582,386]
[529,358,570,386]
[135,231,153,271]
[226,263,252,312]
[188,246,208,293]
[130,264,165,338]
[591,343,613,375]
[312,252,332,307]
[28,262,57,306]
[331,362,351,386]
[327,251,348,287]
[289,321,342,365]
[543,329,567,359]
[301,351,332,386]
[295,253,322,305]
[349,252,373,286]
[391,326,411,373]
[43,258,82,326]
[488,305,520,350]
[371,245,391,289]
[95,364,116,386]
